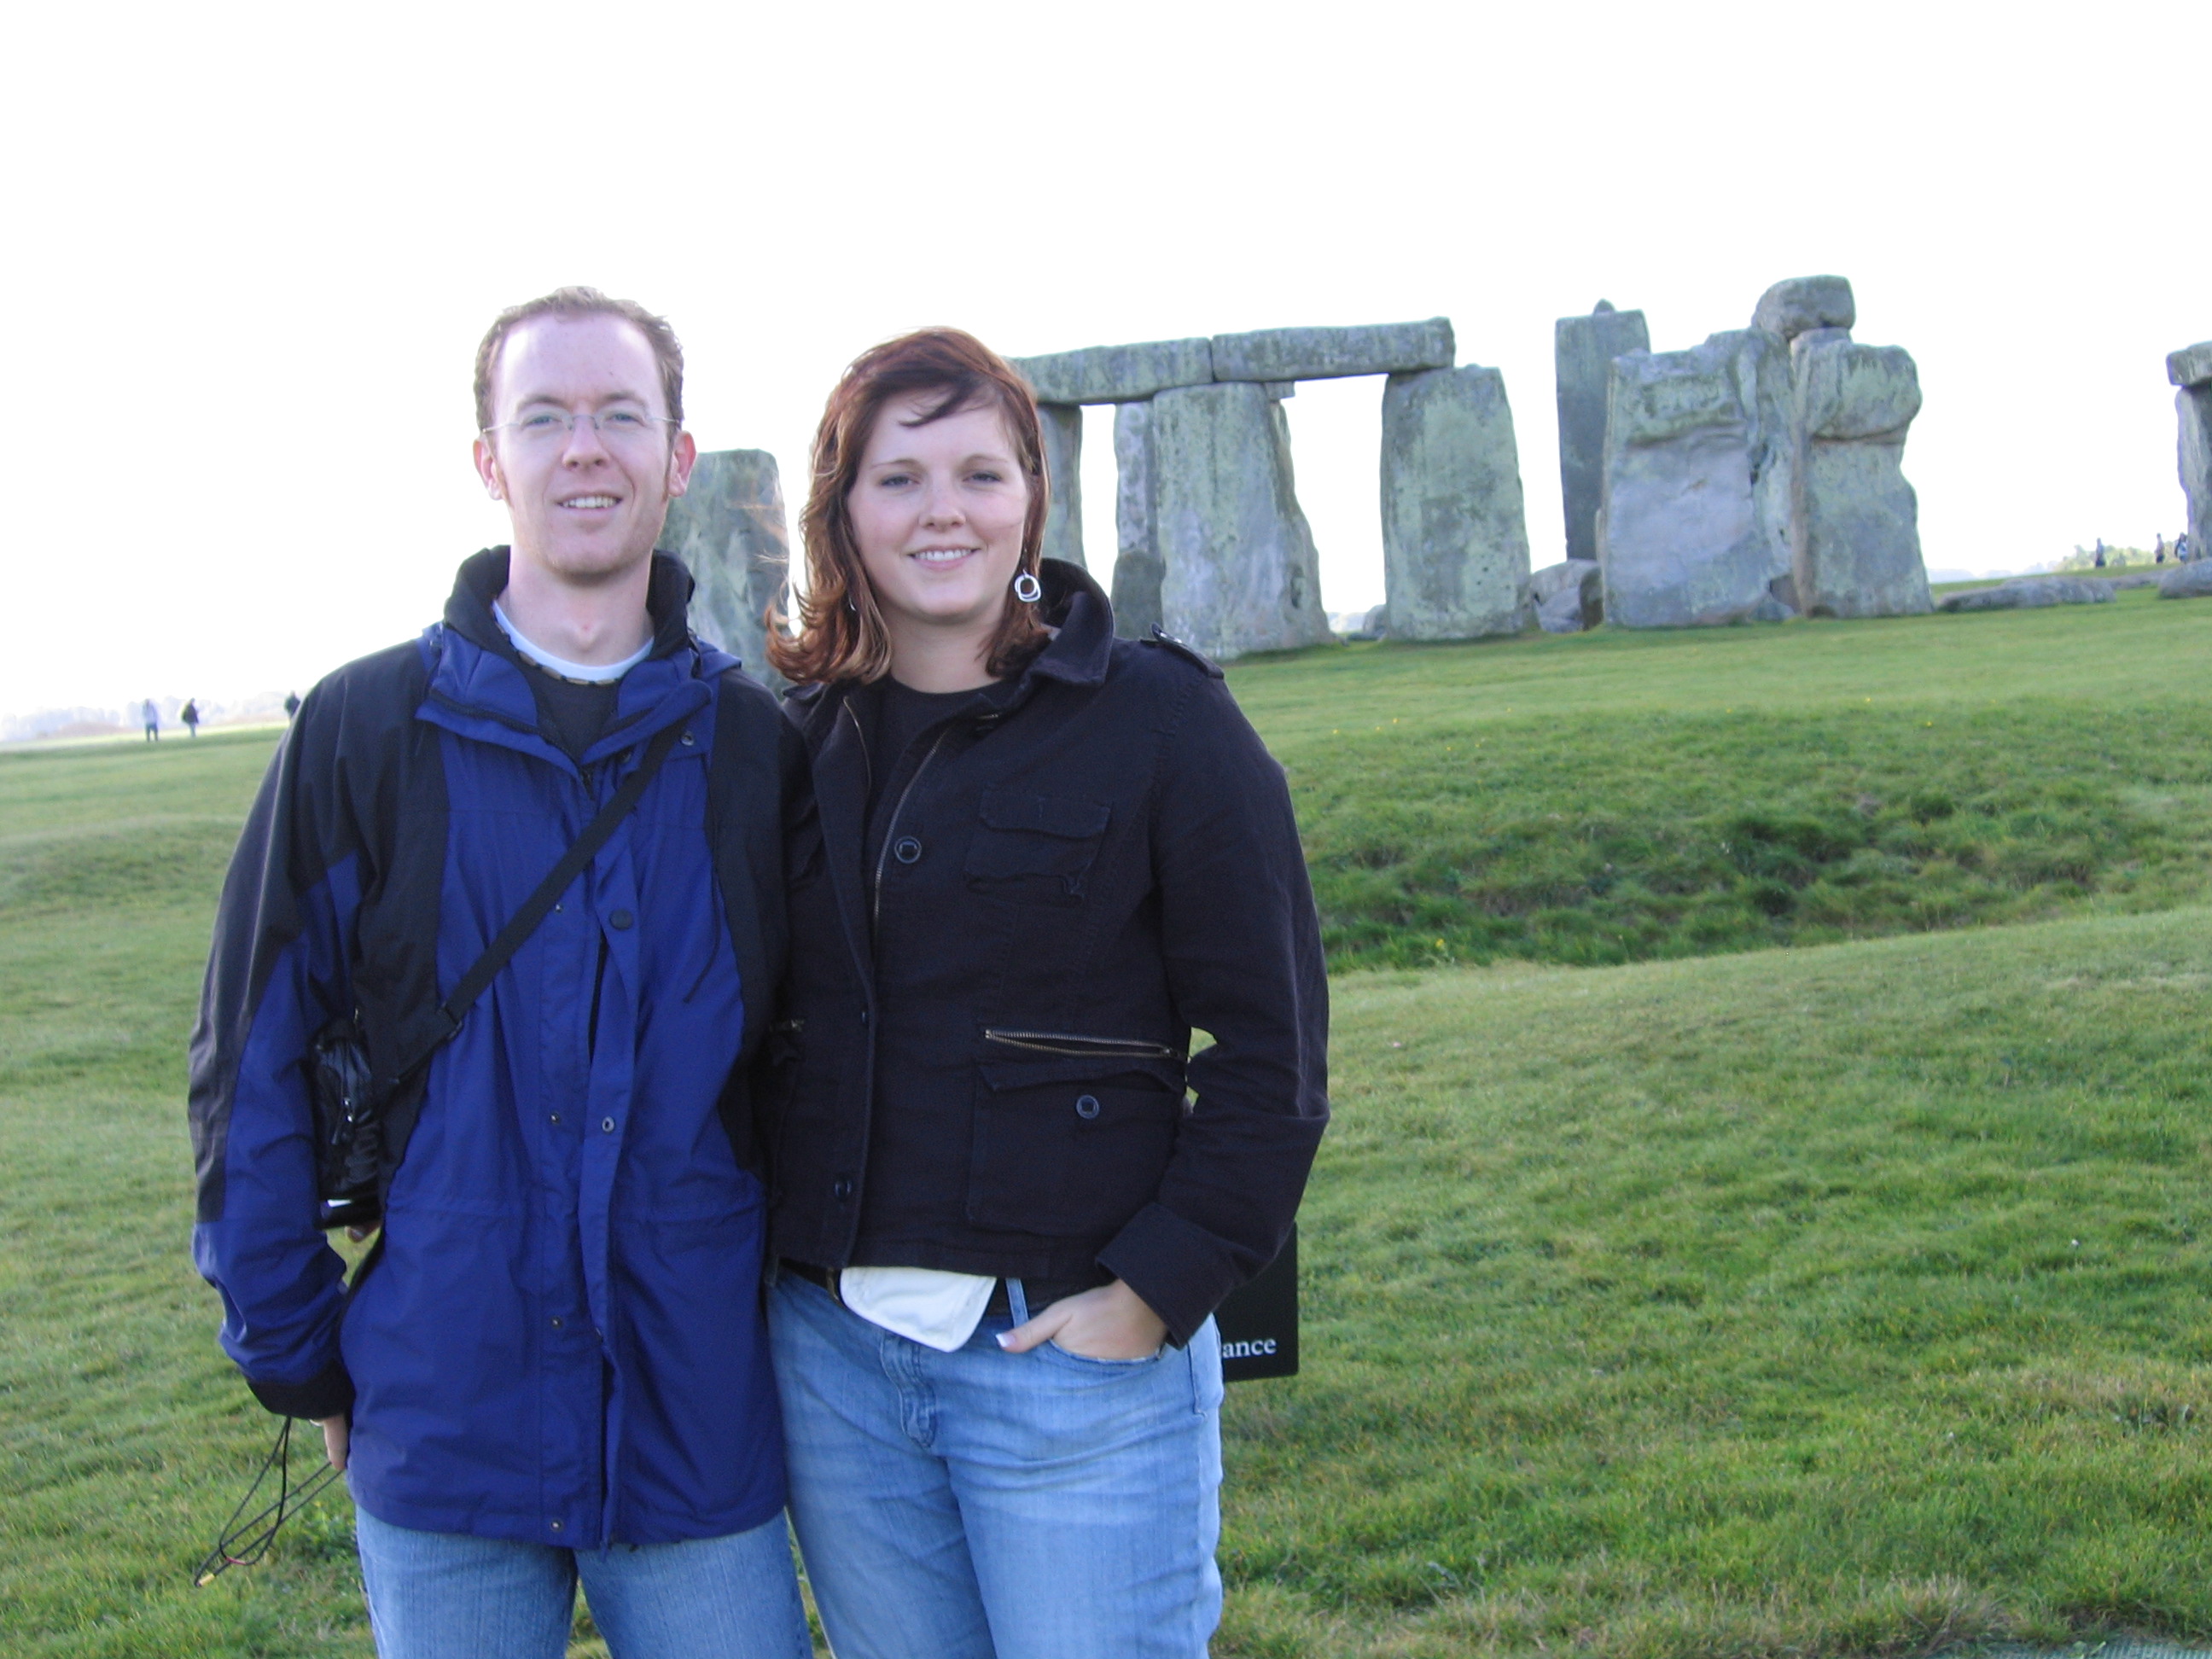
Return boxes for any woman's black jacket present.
[765,561,1329,1343]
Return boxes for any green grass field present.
[4,589,2210,1656]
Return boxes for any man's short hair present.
[473,286,685,431]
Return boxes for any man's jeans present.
[352,1505,811,1659]
[769,1273,1225,1659]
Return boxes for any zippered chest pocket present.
[963,788,1111,904]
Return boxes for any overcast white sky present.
[3,0,2205,719]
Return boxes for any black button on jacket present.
[765,561,1330,1342]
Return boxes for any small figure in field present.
[142,698,160,742]
[2093,538,2107,568]
[283,690,300,720]
[2180,533,2194,564]
[2156,533,2168,562]
[180,699,201,737]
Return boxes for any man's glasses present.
[482,409,677,448]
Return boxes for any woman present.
[761,328,1328,1659]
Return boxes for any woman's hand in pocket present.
[998,1279,1167,1360]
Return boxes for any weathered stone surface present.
[2178,381,2212,559]
[1789,332,1932,618]
[1597,329,1796,628]
[1531,559,1603,632]
[1037,403,1085,569]
[1555,302,1650,564]
[2157,561,2212,599]
[2168,341,2212,388]
[1150,381,1331,661]
[1110,401,1161,639]
[1937,577,2113,612]
[1210,319,1454,383]
[1753,275,1855,341]
[1012,338,1213,405]
[660,448,789,684]
[1378,364,1531,640]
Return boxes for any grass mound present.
[1292,702,2212,969]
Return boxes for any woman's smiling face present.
[846,393,1031,649]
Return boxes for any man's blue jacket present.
[189,549,796,1547]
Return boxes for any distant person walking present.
[180,699,201,738]
[2093,539,2107,569]
[283,690,300,720]
[2180,534,2194,564]
[142,698,160,742]
[2156,533,2168,562]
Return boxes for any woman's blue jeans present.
[768,1272,1225,1659]
[352,1504,811,1659]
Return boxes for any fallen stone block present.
[1037,404,1085,569]
[1598,329,1796,628]
[1210,319,1454,383]
[1554,302,1650,565]
[1110,401,1162,639]
[1937,578,2113,611]
[2157,562,2212,599]
[1150,381,1332,661]
[1532,559,1604,632]
[1378,364,1531,641]
[1012,338,1213,405]
[661,448,790,684]
[1790,331,1932,618]
[1753,275,1855,341]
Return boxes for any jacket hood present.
[445,546,703,663]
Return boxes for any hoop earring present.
[1012,571,1043,604]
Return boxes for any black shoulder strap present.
[404,718,685,1074]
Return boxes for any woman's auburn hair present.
[767,328,1053,686]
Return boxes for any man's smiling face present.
[473,311,695,586]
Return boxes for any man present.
[189,288,809,1658]
[143,696,160,742]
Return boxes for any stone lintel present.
[1209,318,1455,383]
[2168,341,2212,389]
[1013,338,1214,405]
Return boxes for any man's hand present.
[316,1415,349,1472]
[997,1279,1167,1360]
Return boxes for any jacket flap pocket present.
[977,788,1111,840]
[980,1055,1188,1095]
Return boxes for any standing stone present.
[1789,331,1932,617]
[1111,400,1162,639]
[660,448,789,684]
[1150,381,1331,661]
[1038,403,1085,569]
[1753,275,1855,341]
[2171,341,2212,560]
[1378,364,1531,639]
[1597,329,1796,628]
[1554,301,1650,564]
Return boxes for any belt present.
[778,1259,1106,1318]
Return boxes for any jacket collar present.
[420,547,719,773]
[784,556,1115,728]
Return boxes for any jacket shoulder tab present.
[1138,626,1225,680]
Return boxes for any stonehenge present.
[1013,320,1530,658]
[2172,340,2212,560]
[668,285,1940,680]
[1585,275,1930,628]
[658,448,790,684]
